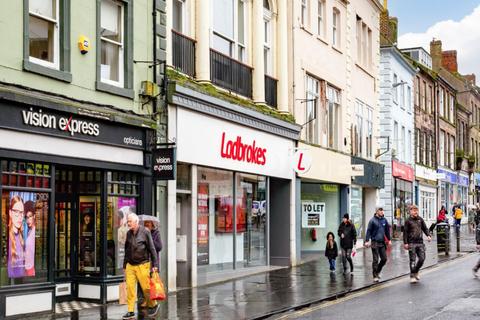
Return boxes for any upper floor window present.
[212,0,247,62]
[100,0,124,86]
[317,0,325,37]
[407,86,412,112]
[96,0,133,98]
[327,85,341,149]
[423,80,427,111]
[332,9,340,48]
[301,0,308,27]
[439,88,445,117]
[393,74,398,103]
[173,0,186,33]
[415,76,420,107]
[400,83,405,109]
[428,85,433,114]
[305,75,319,144]
[28,0,59,69]
[449,94,455,122]
[24,0,71,82]
[264,1,273,75]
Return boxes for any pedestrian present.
[325,232,338,273]
[138,219,163,308]
[337,213,357,274]
[365,207,391,283]
[403,204,431,283]
[474,204,480,227]
[122,213,159,320]
[438,205,447,223]
[453,204,463,230]
[472,222,480,278]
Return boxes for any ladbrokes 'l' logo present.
[220,132,267,165]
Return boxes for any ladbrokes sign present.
[220,132,267,165]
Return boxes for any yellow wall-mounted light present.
[78,35,91,54]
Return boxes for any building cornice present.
[169,84,301,141]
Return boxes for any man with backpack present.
[403,205,431,283]
[365,207,391,283]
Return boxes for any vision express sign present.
[0,102,146,150]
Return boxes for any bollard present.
[456,224,460,252]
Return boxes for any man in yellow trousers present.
[122,213,159,319]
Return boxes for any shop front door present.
[54,168,75,299]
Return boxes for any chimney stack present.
[441,50,458,73]
[430,39,442,72]
[465,74,476,86]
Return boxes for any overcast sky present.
[389,0,480,78]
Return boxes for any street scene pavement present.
[271,253,480,320]
[31,226,477,320]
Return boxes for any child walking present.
[325,232,338,272]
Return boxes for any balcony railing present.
[265,75,278,108]
[172,30,196,77]
[210,49,252,98]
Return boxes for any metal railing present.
[265,75,278,108]
[172,30,196,77]
[210,49,252,98]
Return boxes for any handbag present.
[149,271,166,301]
[119,281,127,305]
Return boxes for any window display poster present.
[214,196,246,233]
[197,183,209,265]
[79,201,96,271]
[116,198,136,269]
[6,191,43,278]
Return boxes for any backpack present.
[454,207,463,220]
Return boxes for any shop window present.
[1,160,51,189]
[0,160,51,287]
[106,171,140,276]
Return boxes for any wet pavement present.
[30,226,478,320]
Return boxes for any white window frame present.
[211,0,248,62]
[440,88,445,117]
[301,0,308,27]
[449,94,455,122]
[317,0,325,37]
[355,101,364,156]
[100,0,125,87]
[263,4,273,75]
[28,0,60,69]
[366,106,373,158]
[332,9,340,48]
[327,85,341,149]
[439,130,445,166]
[305,75,319,144]
[172,0,186,33]
[393,74,398,104]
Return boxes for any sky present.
[389,0,480,77]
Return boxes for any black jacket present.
[403,216,430,244]
[123,225,158,269]
[338,221,357,249]
[325,241,338,259]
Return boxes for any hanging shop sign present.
[301,202,326,228]
[152,148,176,180]
[392,160,414,182]
[0,102,146,150]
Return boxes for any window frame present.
[327,85,341,149]
[263,3,273,75]
[317,0,325,38]
[332,8,340,48]
[95,0,134,99]
[301,0,308,27]
[23,0,72,82]
[305,74,320,144]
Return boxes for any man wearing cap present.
[338,213,357,274]
[404,204,431,283]
[365,207,391,282]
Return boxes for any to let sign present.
[152,148,176,180]
[301,202,326,228]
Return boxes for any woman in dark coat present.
[325,232,338,272]
[338,213,357,273]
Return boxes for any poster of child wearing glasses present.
[7,192,38,278]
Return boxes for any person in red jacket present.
[438,205,447,223]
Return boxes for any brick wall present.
[442,50,458,73]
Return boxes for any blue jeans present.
[328,258,336,271]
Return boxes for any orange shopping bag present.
[149,272,166,301]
